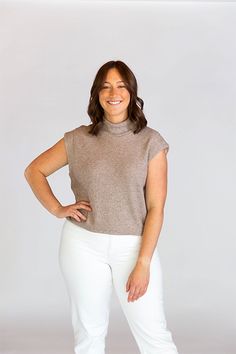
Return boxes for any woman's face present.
[98,68,130,122]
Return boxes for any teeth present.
[108,101,121,105]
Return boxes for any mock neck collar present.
[102,117,135,136]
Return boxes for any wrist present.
[51,203,63,216]
[136,256,151,267]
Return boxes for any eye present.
[101,85,127,90]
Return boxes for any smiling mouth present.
[107,100,122,105]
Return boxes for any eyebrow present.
[103,80,125,84]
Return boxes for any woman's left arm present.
[137,147,168,265]
[126,148,168,302]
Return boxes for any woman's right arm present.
[24,138,92,221]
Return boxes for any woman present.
[24,60,179,354]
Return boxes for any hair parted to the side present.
[87,60,147,136]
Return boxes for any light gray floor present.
[2,304,235,354]
[1,307,174,354]
[1,276,235,354]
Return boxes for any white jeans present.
[58,219,179,354]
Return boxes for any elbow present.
[24,165,32,180]
[24,163,37,180]
[147,206,165,216]
[24,163,45,181]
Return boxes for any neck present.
[102,116,135,136]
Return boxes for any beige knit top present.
[64,117,169,236]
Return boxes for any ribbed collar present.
[102,117,135,136]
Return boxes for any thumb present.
[126,277,130,292]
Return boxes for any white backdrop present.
[0,1,235,354]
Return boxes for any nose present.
[108,89,121,100]
[109,86,119,95]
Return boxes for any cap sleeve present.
[64,129,75,166]
[148,130,169,162]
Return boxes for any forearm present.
[24,167,62,216]
[136,208,165,266]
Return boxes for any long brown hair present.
[87,60,147,136]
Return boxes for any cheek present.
[124,93,131,104]
[99,92,108,103]
[98,93,105,105]
[124,90,130,99]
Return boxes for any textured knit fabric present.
[64,117,169,236]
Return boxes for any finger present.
[76,200,92,206]
[129,285,146,301]
[128,287,139,301]
[133,293,141,301]
[132,291,142,301]
[72,207,89,220]
[126,278,131,292]
[136,289,145,299]
[71,212,81,222]
[136,286,148,299]
[75,204,92,211]
[70,208,86,221]
[81,205,93,211]
[75,210,87,220]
